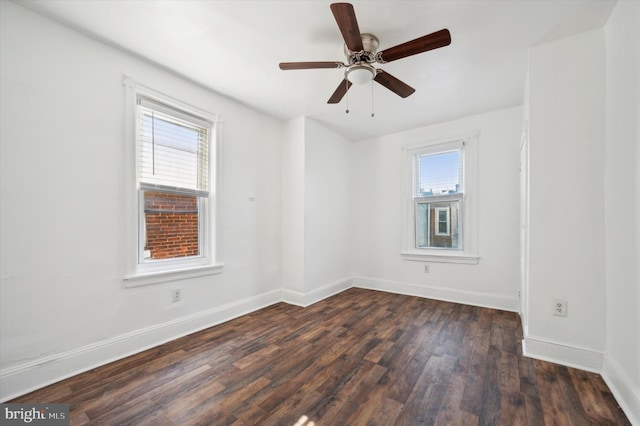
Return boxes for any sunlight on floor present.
[293,414,316,426]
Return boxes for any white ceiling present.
[17,0,616,141]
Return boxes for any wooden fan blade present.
[377,29,451,63]
[327,79,353,104]
[330,3,364,52]
[279,62,343,70]
[374,70,415,98]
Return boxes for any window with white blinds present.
[134,94,215,265]
[415,148,462,197]
[137,97,211,197]
[123,77,223,286]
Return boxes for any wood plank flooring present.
[11,288,630,425]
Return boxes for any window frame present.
[123,77,223,286]
[402,133,479,264]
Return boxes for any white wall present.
[523,13,640,420]
[281,117,354,305]
[519,72,530,331]
[282,117,306,293]
[604,1,640,423]
[352,106,523,311]
[0,2,283,400]
[304,119,353,294]
[525,28,607,368]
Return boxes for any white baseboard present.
[0,289,282,402]
[280,288,306,306]
[353,276,519,312]
[602,355,640,425]
[522,335,603,373]
[282,277,353,307]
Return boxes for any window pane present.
[138,107,209,194]
[416,203,430,248]
[416,200,460,249]
[438,221,448,234]
[143,191,200,260]
[417,150,461,196]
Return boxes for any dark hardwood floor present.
[11,288,630,425]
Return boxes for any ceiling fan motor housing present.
[344,33,379,64]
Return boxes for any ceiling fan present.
[279,2,451,104]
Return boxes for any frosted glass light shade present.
[346,65,375,85]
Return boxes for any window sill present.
[123,263,224,288]
[401,251,479,265]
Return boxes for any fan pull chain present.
[371,79,375,118]
[345,79,350,114]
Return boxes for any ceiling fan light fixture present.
[345,64,375,85]
[280,3,451,104]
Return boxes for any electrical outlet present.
[424,264,430,273]
[553,299,567,317]
[172,289,182,303]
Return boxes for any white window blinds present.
[136,97,211,197]
[414,142,463,198]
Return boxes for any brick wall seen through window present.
[143,191,199,259]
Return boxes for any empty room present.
[0,0,638,424]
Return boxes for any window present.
[137,97,209,262]
[435,207,451,236]
[123,78,222,285]
[414,147,462,249]
[403,134,479,264]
